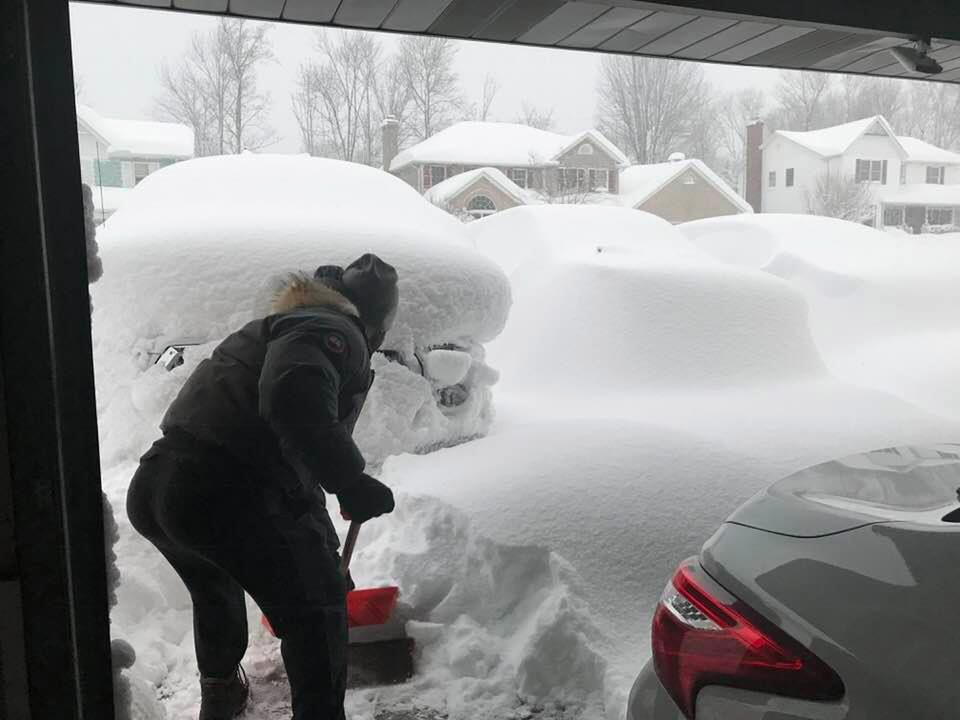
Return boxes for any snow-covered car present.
[91,154,511,469]
[679,213,960,420]
[373,205,957,718]
[629,444,960,720]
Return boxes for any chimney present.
[745,120,764,213]
[382,116,399,173]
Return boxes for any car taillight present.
[651,558,844,719]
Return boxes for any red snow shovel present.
[260,520,414,687]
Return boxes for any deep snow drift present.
[388,205,958,716]
[94,156,615,720]
[679,214,960,420]
[97,174,960,720]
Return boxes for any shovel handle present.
[340,520,361,574]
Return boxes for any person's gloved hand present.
[337,474,395,523]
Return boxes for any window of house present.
[768,171,776,188]
[559,167,586,191]
[134,161,150,184]
[883,205,904,227]
[855,159,886,183]
[900,164,907,185]
[785,168,794,187]
[422,165,447,191]
[466,194,496,219]
[928,207,954,225]
[578,143,594,155]
[927,166,946,184]
[588,168,609,191]
[511,168,528,189]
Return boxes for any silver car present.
[628,444,960,720]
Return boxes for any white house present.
[750,116,960,232]
[77,104,194,222]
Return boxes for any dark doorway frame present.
[3,1,960,719]
[1,1,114,717]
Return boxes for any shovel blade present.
[347,586,399,627]
[261,585,401,638]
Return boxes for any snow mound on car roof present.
[471,205,825,393]
[93,154,510,357]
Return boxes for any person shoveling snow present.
[126,254,399,720]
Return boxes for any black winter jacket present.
[161,288,373,507]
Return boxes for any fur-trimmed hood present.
[272,273,359,317]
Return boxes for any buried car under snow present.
[90,154,511,468]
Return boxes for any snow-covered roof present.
[619,159,753,214]
[77,104,194,159]
[390,122,628,172]
[897,136,960,165]
[425,167,535,207]
[880,184,960,206]
[773,116,906,159]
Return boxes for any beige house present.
[386,120,629,215]
[618,156,753,224]
[425,167,533,219]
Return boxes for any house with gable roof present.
[617,155,752,223]
[384,119,630,217]
[77,104,194,222]
[749,115,960,232]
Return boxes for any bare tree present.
[292,31,379,162]
[291,64,325,156]
[219,19,276,152]
[902,82,960,150]
[770,70,833,131]
[836,76,906,129]
[156,18,275,156]
[477,74,499,121]
[596,56,713,164]
[516,101,555,130]
[373,53,414,150]
[806,171,874,222]
[717,87,767,190]
[397,35,464,140]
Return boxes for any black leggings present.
[126,432,348,720]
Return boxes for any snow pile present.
[377,205,956,717]
[92,154,512,465]
[93,155,619,720]
[680,214,960,419]
[94,155,510,356]
[99,388,610,720]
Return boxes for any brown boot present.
[199,666,249,720]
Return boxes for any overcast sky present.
[69,2,782,154]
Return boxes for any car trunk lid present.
[728,444,960,537]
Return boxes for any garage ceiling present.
[78,0,960,82]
